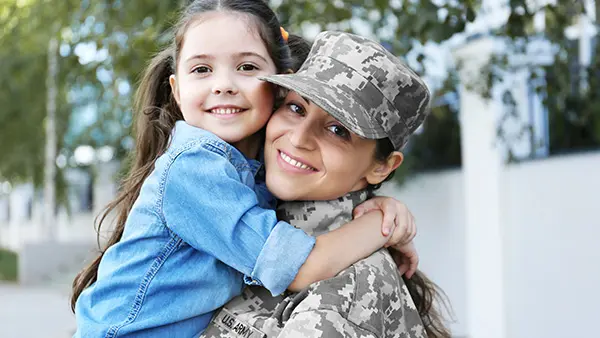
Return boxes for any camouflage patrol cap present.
[259,31,431,150]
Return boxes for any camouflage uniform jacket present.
[200,190,426,338]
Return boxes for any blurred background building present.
[0,0,598,337]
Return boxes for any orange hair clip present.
[280,26,289,43]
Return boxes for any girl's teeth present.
[212,108,242,114]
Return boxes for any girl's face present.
[264,91,397,201]
[170,12,277,155]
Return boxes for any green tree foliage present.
[488,0,600,156]
[0,0,598,191]
[0,0,180,186]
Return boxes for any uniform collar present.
[276,190,369,236]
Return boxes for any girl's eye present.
[192,66,211,74]
[327,125,351,140]
[238,64,258,71]
[287,103,305,116]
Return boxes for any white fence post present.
[453,36,507,338]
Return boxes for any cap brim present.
[259,74,387,140]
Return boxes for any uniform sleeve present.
[161,141,315,295]
[277,310,377,338]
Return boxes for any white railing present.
[0,213,97,251]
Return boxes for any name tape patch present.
[214,308,266,338]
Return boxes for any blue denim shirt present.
[74,121,316,338]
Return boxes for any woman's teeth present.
[280,151,314,171]
[211,108,243,115]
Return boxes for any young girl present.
[71,1,417,337]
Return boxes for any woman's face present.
[264,91,387,201]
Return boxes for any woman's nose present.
[288,120,317,150]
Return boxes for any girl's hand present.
[353,196,416,242]
[388,242,419,278]
[353,196,419,277]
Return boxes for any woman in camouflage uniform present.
[200,31,451,338]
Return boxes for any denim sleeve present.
[254,181,278,210]
[161,141,315,296]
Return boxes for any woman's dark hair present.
[404,270,453,338]
[369,138,397,190]
[368,138,453,338]
[286,33,311,72]
[71,0,293,312]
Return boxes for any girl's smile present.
[206,105,248,119]
[169,11,277,157]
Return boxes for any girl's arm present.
[162,142,317,296]
[288,210,388,291]
[162,140,415,295]
[288,197,417,291]
[354,196,419,278]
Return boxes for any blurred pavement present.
[0,281,75,338]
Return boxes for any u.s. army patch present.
[213,308,266,338]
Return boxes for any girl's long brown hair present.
[71,0,293,312]
[70,47,181,312]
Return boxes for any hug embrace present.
[71,1,451,337]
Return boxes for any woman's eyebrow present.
[301,96,312,105]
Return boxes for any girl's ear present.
[169,75,180,106]
[365,151,404,185]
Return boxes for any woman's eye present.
[238,64,258,71]
[192,66,211,74]
[287,103,305,116]
[328,125,350,140]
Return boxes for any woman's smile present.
[264,91,381,201]
[277,150,318,173]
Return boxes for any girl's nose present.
[211,72,238,95]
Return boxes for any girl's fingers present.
[406,257,418,278]
[382,214,396,236]
[352,206,364,218]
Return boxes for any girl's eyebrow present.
[237,52,269,64]
[185,54,214,63]
[185,52,269,64]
